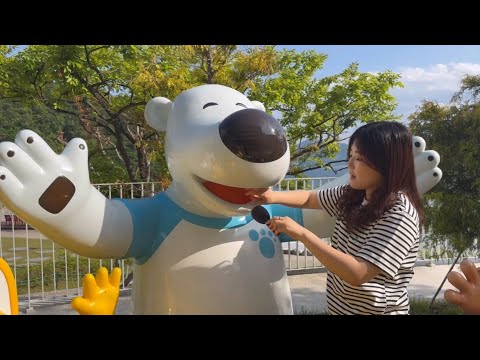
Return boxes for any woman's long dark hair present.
[337,121,424,232]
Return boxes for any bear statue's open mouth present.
[202,180,250,204]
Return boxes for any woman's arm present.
[299,227,381,285]
[246,188,323,210]
[267,217,381,286]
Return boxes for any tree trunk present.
[137,146,150,182]
[113,120,137,182]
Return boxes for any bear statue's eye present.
[236,103,247,108]
[203,102,218,109]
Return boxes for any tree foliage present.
[250,49,403,176]
[0,45,181,182]
[0,45,276,183]
[409,76,480,255]
[0,98,127,183]
[0,45,403,182]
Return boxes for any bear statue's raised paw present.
[412,135,442,194]
[0,130,91,224]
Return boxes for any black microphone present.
[251,205,270,224]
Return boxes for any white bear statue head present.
[145,84,290,217]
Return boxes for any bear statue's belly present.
[131,220,293,314]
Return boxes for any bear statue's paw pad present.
[248,228,277,259]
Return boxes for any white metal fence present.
[0,177,477,311]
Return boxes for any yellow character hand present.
[0,258,18,315]
[71,267,121,315]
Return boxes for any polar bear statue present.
[0,84,442,314]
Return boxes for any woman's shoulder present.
[380,195,420,235]
[386,193,418,217]
[320,184,348,195]
[387,193,419,219]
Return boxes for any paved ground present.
[23,261,473,315]
[288,262,465,314]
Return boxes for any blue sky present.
[281,45,480,131]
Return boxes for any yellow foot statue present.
[0,258,18,315]
[71,267,121,315]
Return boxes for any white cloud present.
[389,62,480,120]
[341,62,480,140]
[399,62,480,92]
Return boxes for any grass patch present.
[294,298,464,315]
[295,306,327,315]
[409,297,464,315]
[13,253,133,296]
[0,236,133,296]
[0,236,53,266]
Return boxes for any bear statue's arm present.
[0,130,133,259]
[115,193,182,264]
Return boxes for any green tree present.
[409,76,480,255]
[1,45,403,181]
[0,98,128,184]
[0,45,277,183]
[176,45,277,90]
[0,98,75,150]
[135,45,278,185]
[250,49,403,176]
[452,74,480,103]
[0,45,181,182]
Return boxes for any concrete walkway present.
[288,262,465,314]
[24,262,472,315]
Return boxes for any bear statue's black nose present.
[219,109,288,163]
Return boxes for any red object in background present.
[4,214,12,226]
[13,215,24,226]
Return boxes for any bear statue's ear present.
[250,101,266,112]
[145,97,173,132]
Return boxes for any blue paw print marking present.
[248,228,277,259]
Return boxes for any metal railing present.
[1,177,475,311]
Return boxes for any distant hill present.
[296,143,348,178]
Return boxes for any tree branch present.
[288,161,348,176]
[290,137,337,160]
[84,45,105,84]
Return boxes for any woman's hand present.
[444,259,480,314]
[245,188,274,205]
[267,216,306,241]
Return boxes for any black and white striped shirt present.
[317,185,420,315]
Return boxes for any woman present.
[246,121,424,314]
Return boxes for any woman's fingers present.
[447,271,472,294]
[444,289,465,306]
[267,217,285,235]
[459,260,480,284]
[245,188,269,196]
